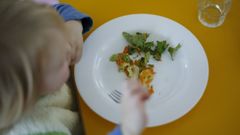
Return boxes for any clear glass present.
[198,0,232,28]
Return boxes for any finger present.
[121,81,130,99]
[122,80,147,99]
[71,37,83,64]
[121,80,140,99]
[138,92,150,101]
[64,42,74,65]
[71,44,82,65]
[127,80,143,95]
[66,41,75,66]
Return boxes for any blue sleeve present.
[108,126,122,135]
[53,4,93,34]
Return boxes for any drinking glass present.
[198,0,232,28]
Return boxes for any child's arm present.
[109,80,149,135]
[34,0,93,64]
[34,1,93,34]
[64,20,84,64]
[53,4,93,34]
[53,4,93,64]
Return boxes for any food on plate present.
[110,32,181,94]
[168,44,181,60]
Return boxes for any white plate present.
[75,14,209,127]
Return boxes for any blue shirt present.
[108,126,122,135]
[53,4,93,34]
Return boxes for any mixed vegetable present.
[110,32,181,94]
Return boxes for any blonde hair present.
[0,0,66,130]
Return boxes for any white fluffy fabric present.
[2,84,80,135]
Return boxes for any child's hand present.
[121,80,150,135]
[65,20,83,65]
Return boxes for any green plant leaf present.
[168,44,181,60]
[122,32,149,48]
[109,54,118,62]
[122,54,131,63]
[152,40,169,61]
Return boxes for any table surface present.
[62,0,240,135]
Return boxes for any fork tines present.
[109,90,122,103]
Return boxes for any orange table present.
[63,0,240,135]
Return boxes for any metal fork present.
[108,90,122,103]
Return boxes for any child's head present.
[0,0,71,129]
